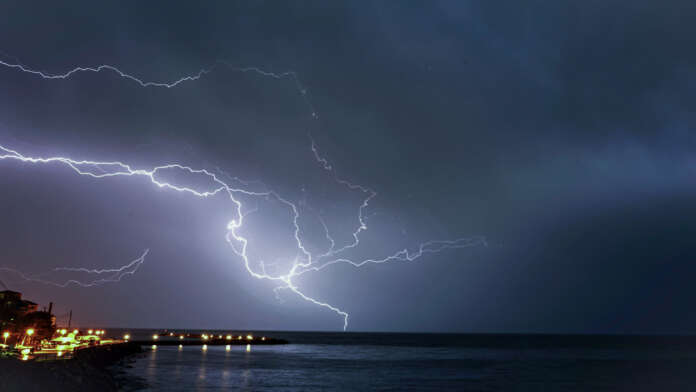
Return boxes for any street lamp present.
[21,328,34,346]
[3,331,9,345]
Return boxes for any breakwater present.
[131,337,288,346]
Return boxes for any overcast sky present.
[1,1,696,333]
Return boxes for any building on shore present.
[1,290,56,344]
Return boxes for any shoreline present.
[0,342,143,392]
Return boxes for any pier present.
[130,331,288,346]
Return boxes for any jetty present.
[129,331,288,346]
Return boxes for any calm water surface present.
[114,331,696,391]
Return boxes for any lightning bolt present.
[0,249,148,288]
[0,55,484,330]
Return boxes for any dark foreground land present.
[0,342,142,392]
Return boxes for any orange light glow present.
[26,329,34,336]
[124,334,130,340]
[2,332,9,339]
[226,335,232,340]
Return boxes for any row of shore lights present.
[56,329,106,336]
[4,328,106,344]
[146,333,265,341]
[145,333,264,352]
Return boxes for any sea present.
[109,330,696,391]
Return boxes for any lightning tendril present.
[0,55,484,330]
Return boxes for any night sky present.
[1,1,696,333]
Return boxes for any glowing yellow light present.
[73,329,78,335]
[153,334,159,340]
[88,329,93,334]
[246,344,251,352]
[218,335,222,338]
[57,351,63,357]
[179,335,184,340]
[226,335,232,340]
[202,335,208,340]
[178,344,183,349]
[151,345,157,349]
[21,355,29,361]
[124,334,130,340]
[21,348,31,355]
[225,345,230,351]
[238,336,242,340]
[2,332,9,339]
[246,334,253,340]
[262,337,266,341]
[169,332,174,336]
[59,329,66,335]
[26,329,34,336]
[202,344,207,350]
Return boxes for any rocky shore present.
[0,342,143,392]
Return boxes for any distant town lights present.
[153,334,159,340]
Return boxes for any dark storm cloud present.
[0,0,695,332]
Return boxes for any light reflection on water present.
[119,337,696,391]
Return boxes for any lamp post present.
[21,328,34,346]
[3,331,9,345]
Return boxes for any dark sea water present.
[112,330,696,391]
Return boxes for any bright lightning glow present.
[0,55,485,330]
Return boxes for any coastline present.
[0,342,143,392]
